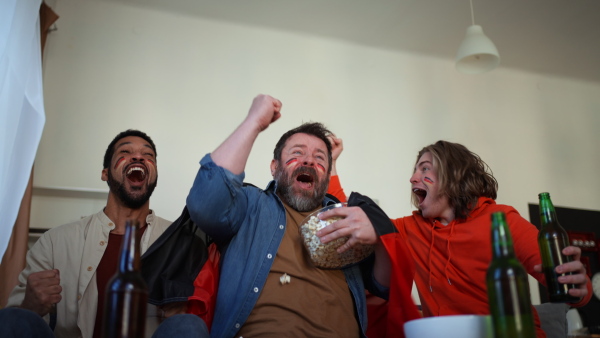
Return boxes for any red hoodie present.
[328,175,592,338]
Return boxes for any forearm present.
[360,254,389,300]
[211,118,263,175]
[211,94,281,174]
[372,242,391,287]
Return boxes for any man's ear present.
[270,159,277,177]
[101,168,109,182]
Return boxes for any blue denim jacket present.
[187,154,376,338]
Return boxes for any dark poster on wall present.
[528,203,600,332]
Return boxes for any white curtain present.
[0,0,45,258]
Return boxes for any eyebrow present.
[289,144,327,155]
[416,160,432,169]
[116,141,132,149]
[116,141,154,153]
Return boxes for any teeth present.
[127,167,145,175]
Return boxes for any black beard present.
[274,164,329,212]
[107,168,156,209]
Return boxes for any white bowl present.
[404,315,492,338]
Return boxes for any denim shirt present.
[186,154,373,338]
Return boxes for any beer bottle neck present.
[490,212,516,259]
[539,193,558,226]
[118,221,141,273]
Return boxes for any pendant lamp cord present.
[470,0,475,25]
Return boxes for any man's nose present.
[302,155,316,166]
[131,152,145,162]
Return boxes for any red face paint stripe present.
[424,177,434,184]
[147,159,155,167]
[316,164,326,172]
[114,157,125,169]
[285,158,298,166]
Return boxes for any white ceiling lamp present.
[455,0,500,74]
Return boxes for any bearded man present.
[186,95,393,338]
[1,130,208,338]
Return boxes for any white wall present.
[32,0,600,305]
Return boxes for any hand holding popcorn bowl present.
[299,203,374,269]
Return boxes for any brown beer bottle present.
[102,220,148,338]
[537,192,579,303]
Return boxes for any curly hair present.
[411,140,498,220]
[103,129,156,169]
[273,122,333,174]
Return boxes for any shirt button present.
[267,254,272,259]
[99,241,105,246]
[253,287,259,293]
[77,294,82,300]
[235,323,240,328]
[108,223,114,227]
[279,225,284,229]
[87,266,93,271]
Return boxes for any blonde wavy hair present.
[411,140,498,220]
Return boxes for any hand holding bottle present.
[533,245,589,299]
[537,192,589,302]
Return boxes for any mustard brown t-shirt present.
[237,201,359,337]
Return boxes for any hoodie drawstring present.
[429,220,457,292]
[428,222,435,292]
[444,222,456,286]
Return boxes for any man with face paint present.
[326,139,592,338]
[2,130,208,338]
[186,94,400,338]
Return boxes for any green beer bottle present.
[537,192,579,303]
[487,212,536,338]
[102,220,148,338]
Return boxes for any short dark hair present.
[103,129,157,169]
[273,122,333,174]
[412,140,498,219]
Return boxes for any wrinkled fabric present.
[141,207,208,306]
[141,207,218,331]
[348,192,421,338]
[186,154,382,338]
[7,210,170,338]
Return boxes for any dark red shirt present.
[93,225,147,338]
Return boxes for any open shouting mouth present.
[126,164,147,184]
[296,172,315,189]
[413,188,427,205]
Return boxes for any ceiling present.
[108,0,600,83]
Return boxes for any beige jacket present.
[7,210,171,338]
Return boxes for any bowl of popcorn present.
[299,203,374,269]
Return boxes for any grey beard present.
[274,165,329,212]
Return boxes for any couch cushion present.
[534,303,569,338]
